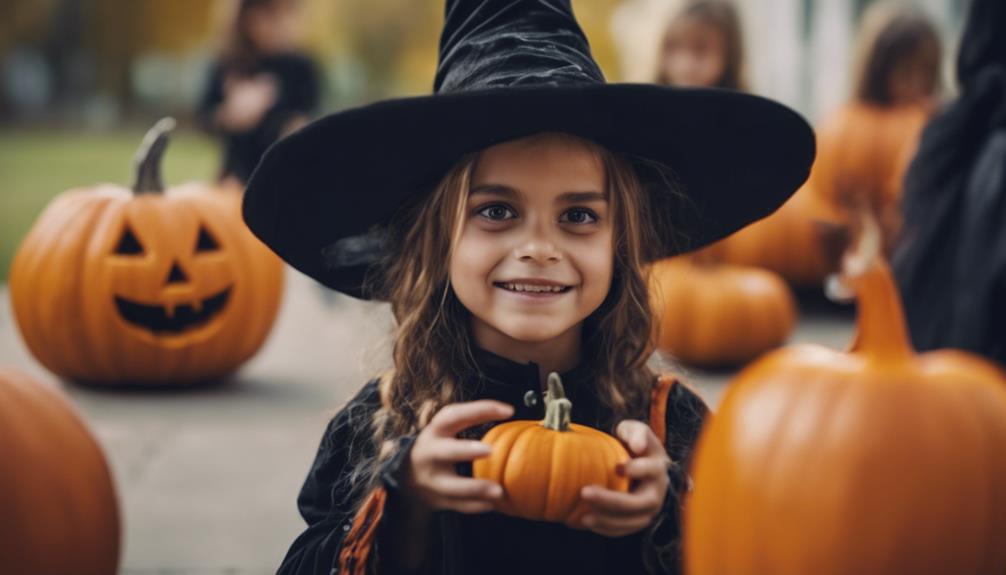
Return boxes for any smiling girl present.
[241,1,813,574]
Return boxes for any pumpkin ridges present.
[82,195,136,381]
[505,425,556,519]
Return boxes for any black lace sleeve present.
[644,379,710,574]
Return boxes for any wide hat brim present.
[243,83,815,299]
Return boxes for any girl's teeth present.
[504,283,565,293]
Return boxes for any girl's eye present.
[560,208,598,225]
[477,204,517,221]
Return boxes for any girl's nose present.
[514,237,562,263]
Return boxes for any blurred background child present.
[198,0,321,185]
[654,0,747,91]
[809,2,942,254]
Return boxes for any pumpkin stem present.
[840,209,914,362]
[542,372,572,432]
[133,117,177,195]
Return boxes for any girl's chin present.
[491,321,577,344]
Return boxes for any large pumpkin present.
[650,256,797,368]
[700,186,843,286]
[473,373,630,524]
[9,118,284,385]
[0,368,120,575]
[683,218,1006,575]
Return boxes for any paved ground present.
[0,269,854,574]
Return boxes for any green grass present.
[0,128,219,281]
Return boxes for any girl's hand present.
[574,419,671,537]
[404,400,514,515]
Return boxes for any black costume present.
[279,347,708,574]
[198,52,320,184]
[893,0,1006,366]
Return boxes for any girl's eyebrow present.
[469,183,607,203]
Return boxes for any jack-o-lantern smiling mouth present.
[114,288,232,334]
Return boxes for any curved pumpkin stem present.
[542,372,572,432]
[841,210,913,363]
[133,117,177,195]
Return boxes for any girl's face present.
[450,134,614,351]
[661,17,727,88]
[887,43,940,107]
[246,5,298,53]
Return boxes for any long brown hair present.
[336,134,667,510]
[852,3,942,106]
[655,0,748,91]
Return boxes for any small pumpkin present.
[0,368,120,575]
[473,373,630,523]
[649,256,797,368]
[9,118,284,385]
[684,215,1006,575]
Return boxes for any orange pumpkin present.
[649,256,797,368]
[9,118,284,385]
[809,102,929,254]
[473,373,630,523]
[684,218,1006,575]
[700,186,843,286]
[0,368,120,575]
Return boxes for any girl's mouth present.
[493,281,573,297]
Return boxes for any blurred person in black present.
[893,0,1006,367]
[199,0,321,185]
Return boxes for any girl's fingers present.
[429,438,493,462]
[429,401,514,437]
[441,498,496,515]
[616,420,662,457]
[429,475,503,500]
[582,511,652,537]
[623,457,672,481]
[580,485,662,516]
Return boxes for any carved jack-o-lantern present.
[9,119,284,385]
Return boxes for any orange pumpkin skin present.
[650,257,797,368]
[701,186,841,286]
[472,374,630,523]
[0,368,120,575]
[684,260,1006,575]
[9,120,284,385]
[808,102,929,254]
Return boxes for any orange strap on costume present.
[337,485,388,575]
[649,374,677,445]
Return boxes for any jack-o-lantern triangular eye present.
[115,226,145,255]
[195,226,219,253]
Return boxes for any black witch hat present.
[243,0,815,299]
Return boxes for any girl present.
[198,0,320,185]
[809,3,942,254]
[655,0,747,91]
[242,1,813,573]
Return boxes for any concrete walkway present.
[0,268,853,574]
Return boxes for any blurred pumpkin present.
[700,186,843,286]
[649,256,797,368]
[809,102,929,254]
[0,368,120,575]
[9,118,284,386]
[473,372,630,524]
[684,215,1006,575]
